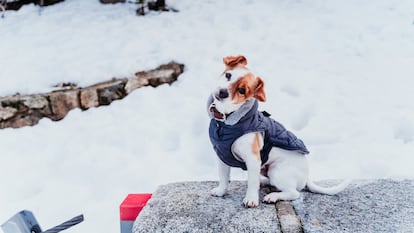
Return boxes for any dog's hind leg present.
[262,150,306,203]
[263,190,300,203]
[263,174,300,203]
[260,165,271,186]
[263,172,300,203]
[260,174,270,186]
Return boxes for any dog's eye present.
[225,72,232,81]
[238,87,246,95]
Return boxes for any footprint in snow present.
[291,105,314,131]
[280,85,300,97]
[394,121,414,143]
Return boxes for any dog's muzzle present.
[209,103,227,121]
[217,88,229,100]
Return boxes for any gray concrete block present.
[292,179,414,233]
[133,181,281,233]
[133,179,414,233]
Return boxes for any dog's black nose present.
[217,88,229,99]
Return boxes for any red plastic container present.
[120,193,152,233]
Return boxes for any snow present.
[1,0,414,232]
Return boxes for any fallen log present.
[0,61,184,129]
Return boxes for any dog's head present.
[211,55,266,115]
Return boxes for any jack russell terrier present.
[208,55,350,207]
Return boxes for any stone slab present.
[133,181,281,233]
[292,179,414,233]
[133,179,414,233]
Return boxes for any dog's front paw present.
[243,194,259,208]
[211,186,227,197]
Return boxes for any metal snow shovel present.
[1,210,83,233]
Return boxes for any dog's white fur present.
[210,55,350,207]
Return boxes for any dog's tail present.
[306,179,352,195]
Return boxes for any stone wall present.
[0,62,184,129]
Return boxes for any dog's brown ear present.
[254,77,266,102]
[223,55,248,67]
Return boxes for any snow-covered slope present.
[1,0,414,232]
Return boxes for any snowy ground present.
[1,0,414,232]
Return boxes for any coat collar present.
[207,95,257,126]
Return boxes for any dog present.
[208,55,350,207]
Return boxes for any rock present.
[133,181,281,233]
[148,0,166,11]
[48,90,80,120]
[0,96,26,111]
[145,69,176,87]
[0,94,52,128]
[292,179,414,233]
[80,88,99,110]
[138,62,185,87]
[20,94,49,109]
[125,76,149,94]
[8,112,43,128]
[0,106,17,121]
[95,80,127,106]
